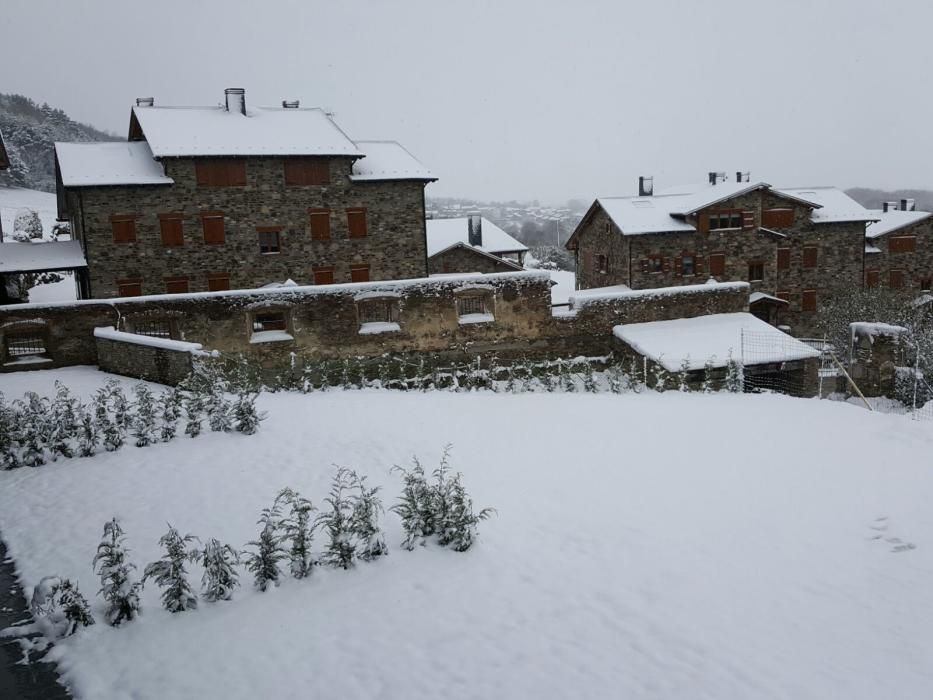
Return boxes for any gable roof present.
[426,217,527,257]
[0,129,8,170]
[429,242,524,270]
[865,209,932,239]
[775,187,878,224]
[0,240,87,274]
[55,141,174,187]
[350,141,436,182]
[131,104,363,158]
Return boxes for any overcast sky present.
[4,0,932,203]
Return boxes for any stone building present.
[54,88,436,299]
[426,215,527,275]
[865,201,933,292]
[565,174,876,335]
[0,128,8,240]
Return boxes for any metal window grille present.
[359,299,398,324]
[457,295,486,316]
[134,320,172,338]
[6,333,46,358]
[252,312,288,332]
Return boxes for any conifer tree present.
[278,488,316,578]
[725,351,744,393]
[233,392,265,435]
[350,472,387,560]
[143,525,199,613]
[132,384,158,447]
[92,518,142,626]
[317,468,357,569]
[651,361,668,392]
[183,389,205,438]
[627,356,643,393]
[540,360,555,392]
[199,538,240,602]
[244,499,287,591]
[584,364,598,393]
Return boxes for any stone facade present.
[865,216,933,293]
[427,244,522,276]
[570,189,867,336]
[96,336,195,385]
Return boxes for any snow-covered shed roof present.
[613,312,820,372]
[749,291,788,306]
[426,217,528,257]
[350,141,436,182]
[865,209,932,239]
[55,141,174,187]
[0,240,87,273]
[131,105,363,158]
[430,242,523,270]
[775,187,878,224]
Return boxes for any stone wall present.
[95,332,198,385]
[65,156,429,298]
[865,217,933,293]
[427,245,521,275]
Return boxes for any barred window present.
[457,294,487,316]
[5,331,47,360]
[358,299,399,324]
[252,311,288,332]
[133,319,172,339]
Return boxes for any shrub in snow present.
[17,392,49,467]
[233,391,265,435]
[48,381,79,460]
[13,208,43,241]
[132,384,158,447]
[391,457,435,550]
[30,576,95,639]
[677,357,691,392]
[143,526,199,613]
[159,389,181,442]
[92,518,142,626]
[208,391,233,433]
[701,358,716,394]
[277,487,316,579]
[199,538,241,602]
[0,393,22,470]
[103,382,129,451]
[244,499,287,591]
[350,472,388,561]
[436,472,495,552]
[183,390,205,438]
[317,467,358,569]
[650,362,668,392]
[77,403,99,457]
[583,367,598,393]
[725,352,744,393]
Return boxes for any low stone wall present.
[94,328,205,385]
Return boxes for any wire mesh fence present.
[738,330,815,397]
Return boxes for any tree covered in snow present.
[677,357,691,392]
[17,392,49,467]
[77,403,99,457]
[30,575,94,639]
[317,467,358,569]
[350,472,387,561]
[131,384,158,447]
[0,393,21,469]
[244,499,287,591]
[436,472,495,552]
[391,456,435,550]
[199,538,240,602]
[92,518,142,626]
[159,389,181,442]
[725,351,744,393]
[232,391,264,435]
[12,208,43,241]
[277,488,316,579]
[143,526,199,613]
[48,381,78,459]
[650,362,669,392]
[104,381,130,451]
[701,358,716,394]
[183,389,205,438]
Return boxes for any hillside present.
[0,94,112,193]
[846,187,933,211]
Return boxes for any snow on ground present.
[0,186,58,239]
[1,367,933,699]
[547,269,575,305]
[26,273,78,303]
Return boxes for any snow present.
[613,311,820,371]
[426,217,528,257]
[866,243,882,254]
[350,141,435,182]
[569,280,747,309]
[596,195,697,235]
[777,187,879,224]
[865,208,932,239]
[0,240,86,274]
[54,142,173,187]
[547,269,576,305]
[0,185,59,238]
[93,326,204,353]
[132,105,362,158]
[850,321,907,340]
[358,322,400,335]
[248,330,294,344]
[1,367,933,699]
[27,274,78,303]
[749,291,788,305]
[457,312,495,325]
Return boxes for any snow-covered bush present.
[199,538,241,602]
[132,384,158,447]
[143,526,199,613]
[17,392,49,467]
[244,499,287,591]
[391,457,435,550]
[677,358,691,392]
[436,472,495,552]
[30,576,95,638]
[725,352,744,393]
[277,488,316,579]
[233,391,265,435]
[13,208,43,241]
[159,389,181,442]
[350,472,387,561]
[701,358,716,393]
[92,518,142,626]
[317,467,358,569]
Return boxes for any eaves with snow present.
[426,217,527,257]
[865,209,932,239]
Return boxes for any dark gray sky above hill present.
[4,0,932,203]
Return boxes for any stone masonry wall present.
[427,246,521,275]
[68,157,428,298]
[866,217,933,292]
[95,336,195,385]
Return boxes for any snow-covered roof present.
[775,187,878,224]
[865,209,932,239]
[426,217,527,257]
[55,141,173,187]
[351,141,435,182]
[131,105,363,158]
[613,312,819,372]
[0,240,87,273]
[749,291,788,305]
[429,242,523,270]
[597,196,698,235]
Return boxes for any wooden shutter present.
[802,246,818,268]
[110,215,136,243]
[662,257,670,272]
[697,212,710,234]
[709,253,725,277]
[763,209,795,228]
[196,160,246,186]
[159,215,184,247]
[202,214,225,244]
[865,269,880,288]
[890,270,905,289]
[117,278,142,296]
[676,254,684,276]
[313,266,335,285]
[889,236,916,253]
[777,248,791,270]
[285,158,330,186]
[207,273,230,291]
[164,276,189,294]
[801,290,817,312]
[309,209,331,240]
[741,210,755,229]
[347,208,368,238]
[350,264,370,283]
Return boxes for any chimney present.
[136,97,154,107]
[281,100,300,109]
[638,176,654,197]
[901,198,915,211]
[468,215,483,247]
[883,201,898,212]
[736,171,750,183]
[708,171,726,186]
[224,87,246,115]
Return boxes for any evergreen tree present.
[207,387,233,432]
[108,382,131,437]
[12,208,43,241]
[651,361,669,392]
[627,356,643,393]
[701,357,716,393]
[244,499,287,591]
[199,538,240,602]
[540,360,555,392]
[143,525,199,613]
[316,468,357,569]
[29,576,94,638]
[76,403,99,457]
[17,392,48,467]
[183,389,205,438]
[350,472,387,560]
[725,351,744,393]
[233,392,265,435]
[48,381,78,459]
[92,518,142,626]
[391,457,434,550]
[436,472,495,552]
[583,364,598,393]
[132,384,158,447]
[158,389,181,442]
[278,488,316,579]
[677,357,691,392]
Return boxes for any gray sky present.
[4,0,932,203]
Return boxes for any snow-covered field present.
[1,367,932,699]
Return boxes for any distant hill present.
[846,187,933,212]
[0,93,112,193]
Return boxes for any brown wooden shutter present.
[742,210,755,229]
[676,254,684,276]
[709,253,725,277]
[309,209,331,240]
[776,248,791,270]
[662,257,670,272]
[347,208,368,238]
[350,264,370,283]
[159,215,184,247]
[890,270,905,289]
[202,214,225,244]
[802,246,818,268]
[207,273,230,291]
[285,158,330,186]
[865,270,880,288]
[697,213,710,234]
[117,278,142,296]
[164,276,190,294]
[801,290,817,312]
[308,159,329,185]
[226,160,246,186]
[890,236,916,253]
[313,266,335,285]
[110,215,137,243]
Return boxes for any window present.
[5,330,47,361]
[645,255,663,273]
[207,273,230,291]
[801,290,817,313]
[866,270,880,288]
[133,319,172,338]
[889,236,917,253]
[257,228,281,254]
[347,208,368,238]
[195,160,246,187]
[358,298,399,324]
[202,213,225,245]
[762,209,795,229]
[681,255,695,276]
[777,248,791,270]
[802,246,818,268]
[890,269,905,289]
[309,209,331,240]
[284,158,330,186]
[457,294,487,316]
[252,311,288,332]
[747,262,764,282]
[604,222,611,234]
[313,266,335,285]
[117,278,143,297]
[111,215,137,243]
[709,253,725,277]
[709,211,744,230]
[350,264,370,283]
[595,254,609,274]
[164,276,189,294]
[159,214,184,247]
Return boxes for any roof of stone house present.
[0,129,8,170]
[776,187,879,224]
[0,240,87,274]
[429,242,524,271]
[865,209,932,239]
[55,141,174,187]
[350,141,436,182]
[426,217,528,257]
